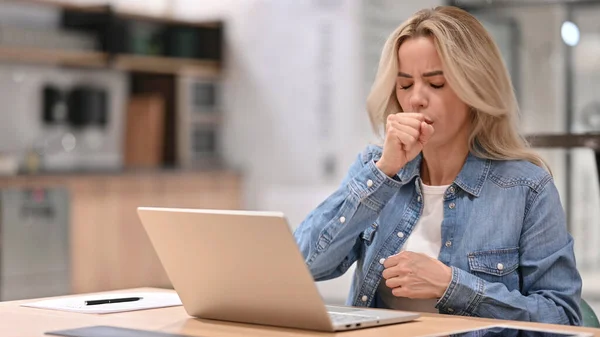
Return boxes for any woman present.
[293,6,582,325]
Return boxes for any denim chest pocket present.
[360,223,378,246]
[467,247,520,291]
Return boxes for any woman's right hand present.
[376,113,435,177]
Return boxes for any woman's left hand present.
[382,251,452,299]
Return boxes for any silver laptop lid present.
[137,207,335,331]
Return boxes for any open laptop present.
[137,207,420,332]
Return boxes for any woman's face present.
[395,36,471,147]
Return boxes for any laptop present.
[137,207,420,332]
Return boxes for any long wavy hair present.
[366,6,547,169]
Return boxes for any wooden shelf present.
[5,0,220,28]
[113,54,220,76]
[526,133,600,150]
[117,10,221,29]
[3,0,108,13]
[0,47,220,75]
[0,1,223,75]
[0,46,108,68]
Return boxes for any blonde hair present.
[366,6,547,169]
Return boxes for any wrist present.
[375,159,399,178]
[437,266,453,298]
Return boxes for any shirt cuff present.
[436,267,484,316]
[348,160,404,212]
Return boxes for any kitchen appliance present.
[67,85,108,129]
[0,64,128,172]
[0,187,70,301]
[176,76,221,168]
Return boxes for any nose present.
[408,85,428,112]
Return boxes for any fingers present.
[385,277,411,298]
[382,251,447,300]
[385,276,406,289]
[387,113,422,130]
[386,121,422,153]
[387,124,420,151]
[391,112,425,122]
[389,122,420,139]
[388,112,433,125]
[382,263,401,280]
[391,285,409,298]
[419,122,435,145]
[387,113,434,150]
[381,267,396,280]
[383,265,413,279]
[382,251,412,269]
[382,253,413,279]
[382,254,400,269]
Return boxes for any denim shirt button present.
[449,186,455,194]
[449,202,456,209]
[361,295,368,302]
[447,308,454,313]
[379,258,385,265]
[445,241,452,247]
[339,216,346,224]
[497,263,504,271]
[367,179,374,187]
[417,195,422,202]
[397,232,405,238]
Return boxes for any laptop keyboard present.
[328,312,376,324]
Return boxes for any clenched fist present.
[376,113,435,177]
[382,251,451,299]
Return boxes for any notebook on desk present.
[22,291,182,314]
[137,207,420,332]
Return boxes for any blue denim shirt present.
[294,145,582,325]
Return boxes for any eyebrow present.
[397,70,444,78]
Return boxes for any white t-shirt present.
[377,183,448,313]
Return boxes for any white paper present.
[20,291,182,314]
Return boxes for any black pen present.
[84,297,143,306]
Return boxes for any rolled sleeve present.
[436,267,484,316]
[347,160,405,212]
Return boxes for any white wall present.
[218,1,366,196]
[204,0,369,304]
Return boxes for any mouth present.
[424,117,434,125]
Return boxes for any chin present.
[424,136,442,148]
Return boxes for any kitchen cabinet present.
[0,170,241,294]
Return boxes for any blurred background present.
[0,0,599,316]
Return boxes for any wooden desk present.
[2,288,600,337]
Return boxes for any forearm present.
[437,267,581,325]
[294,160,404,280]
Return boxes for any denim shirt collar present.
[397,152,491,197]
